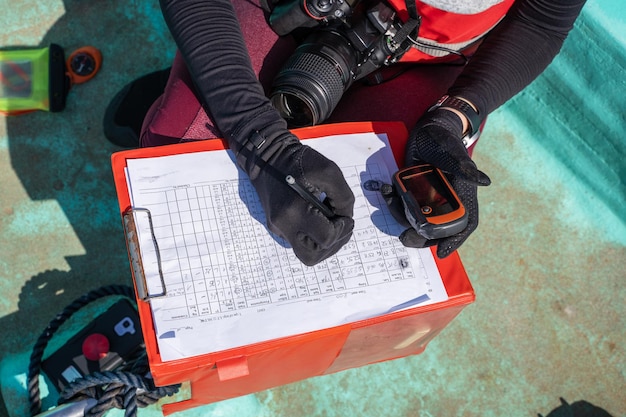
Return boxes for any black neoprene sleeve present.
[159,0,287,149]
[447,0,587,117]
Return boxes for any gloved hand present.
[234,126,355,266]
[386,107,491,258]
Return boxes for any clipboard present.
[111,121,475,415]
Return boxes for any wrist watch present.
[429,95,482,138]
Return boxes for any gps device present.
[392,164,468,241]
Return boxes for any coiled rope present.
[27,284,180,417]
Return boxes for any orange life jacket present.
[386,0,517,62]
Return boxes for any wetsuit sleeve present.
[447,0,587,117]
[159,0,286,145]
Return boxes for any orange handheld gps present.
[392,164,467,241]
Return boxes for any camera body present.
[269,0,358,36]
[269,0,417,127]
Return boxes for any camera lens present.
[271,87,317,128]
[270,30,357,127]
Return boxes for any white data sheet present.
[125,132,448,361]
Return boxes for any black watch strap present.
[429,95,482,137]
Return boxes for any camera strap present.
[405,0,418,20]
[402,0,421,45]
[387,0,421,63]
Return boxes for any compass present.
[66,46,102,84]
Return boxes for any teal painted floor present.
[1,1,624,416]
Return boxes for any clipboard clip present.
[122,207,167,302]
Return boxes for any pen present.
[285,175,334,217]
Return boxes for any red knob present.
[82,333,110,361]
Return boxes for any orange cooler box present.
[111,122,475,415]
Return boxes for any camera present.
[269,0,357,36]
[268,0,419,127]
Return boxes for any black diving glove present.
[385,107,491,258]
[232,116,355,266]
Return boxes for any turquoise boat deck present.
[1,1,624,416]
